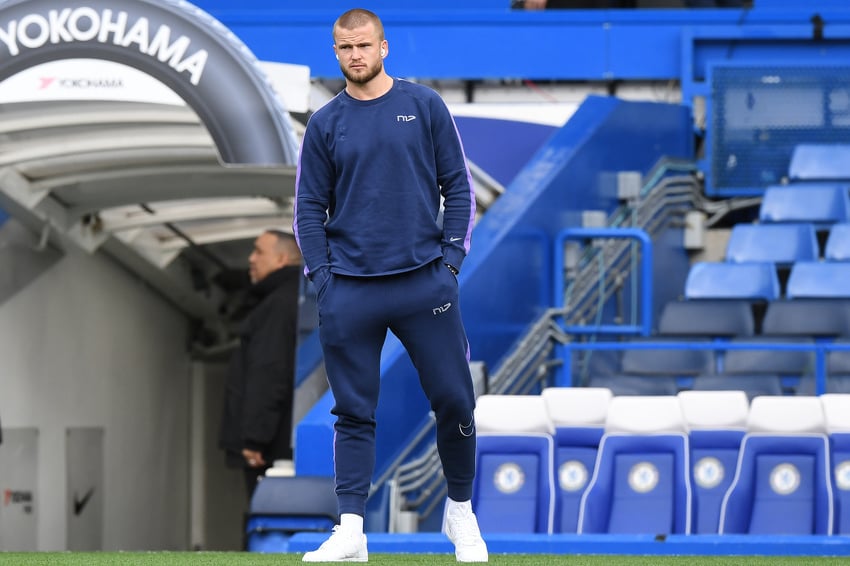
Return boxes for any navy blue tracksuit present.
[295,78,478,517]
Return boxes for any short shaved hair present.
[333,8,384,42]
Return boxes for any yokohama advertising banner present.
[0,0,299,165]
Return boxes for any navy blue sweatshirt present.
[294,78,474,282]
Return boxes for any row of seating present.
[473,389,850,536]
[684,260,850,301]
[658,298,850,337]
[726,221,850,264]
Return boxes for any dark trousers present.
[317,260,478,517]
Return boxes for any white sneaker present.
[443,505,489,563]
[302,526,368,562]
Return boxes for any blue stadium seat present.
[678,391,749,534]
[725,223,819,266]
[586,374,679,396]
[719,397,833,535]
[762,299,850,338]
[690,374,783,401]
[245,475,338,552]
[787,262,850,299]
[721,337,813,375]
[620,339,715,376]
[473,395,555,534]
[657,300,755,338]
[820,394,850,534]
[684,262,780,302]
[759,183,850,227]
[788,144,850,182]
[825,222,850,261]
[541,387,611,533]
[578,396,691,535]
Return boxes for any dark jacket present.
[219,265,301,468]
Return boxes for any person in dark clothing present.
[219,229,303,499]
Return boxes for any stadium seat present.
[473,395,555,534]
[819,394,850,534]
[620,339,715,377]
[586,374,679,396]
[720,337,814,393]
[762,299,850,338]
[578,396,691,535]
[541,386,612,533]
[689,374,783,401]
[788,144,850,182]
[725,223,818,266]
[245,475,338,552]
[677,390,748,534]
[719,396,833,535]
[684,262,780,302]
[759,183,850,227]
[656,300,755,338]
[825,223,850,261]
[787,261,850,299]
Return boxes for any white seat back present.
[605,395,686,434]
[747,396,826,433]
[677,390,749,430]
[475,394,553,434]
[541,387,612,428]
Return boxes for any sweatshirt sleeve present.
[293,115,334,281]
[432,96,475,272]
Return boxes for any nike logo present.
[449,236,462,242]
[459,417,475,437]
[73,487,95,516]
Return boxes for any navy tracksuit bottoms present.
[317,259,477,517]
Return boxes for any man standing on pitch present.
[294,8,488,563]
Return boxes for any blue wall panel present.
[295,96,693,480]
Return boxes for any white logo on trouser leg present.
[432,302,452,315]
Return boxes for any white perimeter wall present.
[0,243,193,550]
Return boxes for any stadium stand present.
[472,395,555,534]
[719,396,833,535]
[540,386,612,532]
[677,390,748,534]
[578,396,691,535]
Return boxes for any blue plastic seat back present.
[620,339,714,376]
[759,184,850,226]
[657,300,755,338]
[787,262,850,299]
[552,427,604,533]
[578,434,691,535]
[587,374,679,396]
[685,262,779,301]
[691,374,783,401]
[721,337,814,376]
[726,223,819,265]
[788,144,850,182]
[689,430,745,534]
[474,434,554,534]
[825,222,850,261]
[720,435,833,535]
[762,299,850,337]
